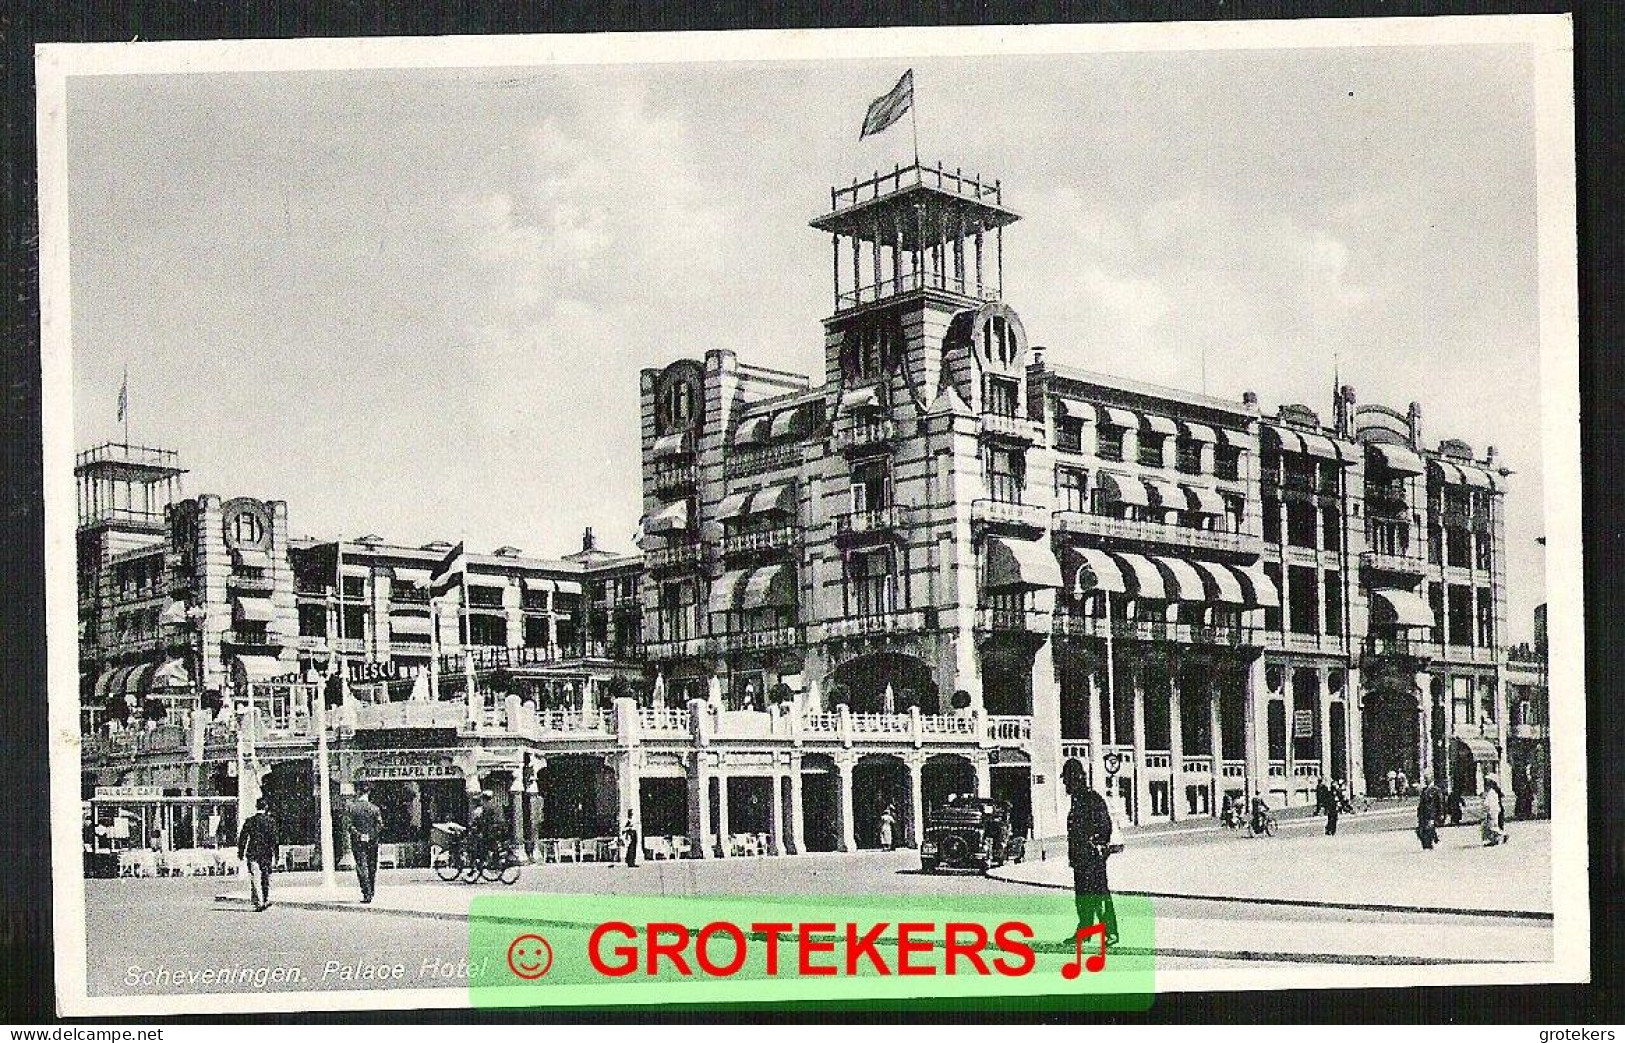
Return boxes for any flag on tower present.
[859,69,914,140]
[117,367,128,423]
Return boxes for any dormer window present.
[983,375,1019,418]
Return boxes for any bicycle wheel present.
[499,860,521,886]
[1264,816,1279,837]
[479,857,504,884]
[433,847,462,883]
[460,855,482,883]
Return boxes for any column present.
[836,756,858,853]
[973,753,991,799]
[1346,666,1365,795]
[1028,637,1064,838]
[688,754,711,860]
[1208,675,1224,814]
[335,778,354,870]
[906,756,925,849]
[1415,671,1433,786]
[1130,665,1149,825]
[1283,668,1296,786]
[1245,656,1266,797]
[769,772,786,856]
[789,757,806,854]
[1318,666,1333,783]
[508,777,524,858]
[715,775,731,858]
[1085,663,1106,795]
[524,778,539,861]
[1167,666,1184,822]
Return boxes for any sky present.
[64,39,1549,640]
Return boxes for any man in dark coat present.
[1062,759,1119,946]
[347,786,384,904]
[1417,780,1443,850]
[236,797,278,911]
[1324,783,1340,836]
[1314,778,1331,818]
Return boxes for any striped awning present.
[393,567,430,585]
[1097,472,1149,508]
[769,406,806,442]
[716,491,754,521]
[732,415,772,448]
[741,564,797,610]
[1267,427,1306,455]
[719,483,796,522]
[1234,563,1282,608]
[843,385,882,412]
[233,598,275,624]
[521,576,556,593]
[1143,479,1187,511]
[652,432,691,459]
[1219,427,1258,452]
[1453,736,1499,763]
[1152,556,1206,602]
[1180,421,1217,443]
[1113,552,1167,600]
[93,668,121,704]
[644,500,689,535]
[232,655,286,684]
[1459,466,1494,490]
[1299,432,1339,459]
[983,536,1064,593]
[1368,442,1426,476]
[1192,560,1247,604]
[1185,486,1227,516]
[1098,406,1138,429]
[1055,397,1094,420]
[152,658,191,689]
[1487,471,1506,493]
[390,614,433,636]
[1370,588,1434,629]
[123,662,156,698]
[1068,547,1127,596]
[554,579,583,596]
[707,569,755,614]
[1142,414,1178,436]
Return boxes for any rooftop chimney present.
[583,526,596,553]
[1242,390,1259,410]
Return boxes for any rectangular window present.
[1284,455,1315,492]
[1286,501,1317,548]
[392,579,428,604]
[1367,520,1407,556]
[983,376,1019,417]
[1447,585,1473,647]
[1288,565,1319,635]
[1428,524,1443,565]
[1175,437,1202,475]
[553,591,581,617]
[657,582,690,643]
[1321,506,1342,551]
[1056,467,1089,513]
[555,617,579,650]
[851,459,890,513]
[467,585,505,609]
[233,621,268,644]
[1262,498,1282,544]
[341,605,366,641]
[1137,432,1166,468]
[1474,534,1493,571]
[1476,587,1494,647]
[1428,582,1444,644]
[1318,460,1340,495]
[1056,416,1085,454]
[845,549,894,618]
[1451,676,1474,726]
[1215,445,1242,481]
[1221,493,1245,534]
[521,588,549,611]
[298,604,326,638]
[1480,680,1497,722]
[1446,528,1472,568]
[984,446,1025,504]
[1264,563,1283,632]
[1323,569,1342,635]
[1096,425,1125,463]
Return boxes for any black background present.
[0,0,1618,1025]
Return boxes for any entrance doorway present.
[990,766,1032,839]
[639,777,688,837]
[800,754,838,852]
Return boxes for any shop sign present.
[356,752,462,782]
[1293,709,1315,739]
[95,784,162,799]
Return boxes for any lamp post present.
[305,666,339,894]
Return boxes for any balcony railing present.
[978,412,1042,444]
[643,635,715,660]
[834,505,911,542]
[714,626,801,653]
[1054,614,1258,648]
[1268,759,1287,778]
[971,498,1049,531]
[353,702,468,731]
[1142,751,1172,771]
[719,525,799,558]
[1361,550,1427,575]
[834,268,1000,312]
[227,573,276,593]
[724,443,803,479]
[1221,759,1246,779]
[646,540,704,572]
[1053,511,1260,556]
[974,606,1052,634]
[1181,755,1214,775]
[986,715,1032,742]
[823,609,928,640]
[638,708,692,734]
[80,506,168,530]
[835,417,899,454]
[920,714,979,738]
[652,461,698,496]
[1293,761,1321,778]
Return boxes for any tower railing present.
[830,162,1002,212]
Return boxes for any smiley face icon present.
[506,933,554,980]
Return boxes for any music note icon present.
[1061,923,1108,979]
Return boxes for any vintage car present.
[919,796,1025,873]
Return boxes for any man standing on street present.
[1063,759,1119,946]
[236,797,278,911]
[622,809,640,868]
[1417,779,1443,850]
[1324,781,1341,836]
[347,785,384,904]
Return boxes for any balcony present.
[637,707,692,735]
[835,417,899,455]
[652,461,698,497]
[1363,635,1432,664]
[643,635,715,661]
[714,625,801,654]
[1053,510,1261,557]
[834,505,911,544]
[222,630,283,650]
[832,267,1000,314]
[645,539,704,573]
[724,442,802,480]
[1181,755,1214,775]
[352,701,468,731]
[985,715,1032,743]
[719,524,799,559]
[227,573,276,594]
[1360,549,1427,577]
[971,498,1048,532]
[823,609,928,640]
[1054,614,1259,648]
[974,606,1052,634]
[978,412,1042,445]
[1221,759,1246,780]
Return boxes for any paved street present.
[85,810,1552,998]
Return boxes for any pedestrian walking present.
[1062,759,1119,945]
[236,797,278,911]
[622,810,640,867]
[1324,785,1340,836]
[1314,777,1331,818]
[347,785,383,904]
[1481,778,1508,846]
[1416,780,1443,850]
[878,804,897,850]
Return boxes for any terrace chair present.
[597,838,620,862]
[669,835,692,860]
[377,843,400,870]
[538,838,559,864]
[578,838,598,863]
[557,838,579,863]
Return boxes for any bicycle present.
[1246,810,1280,838]
[430,823,521,885]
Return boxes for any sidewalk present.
[994,817,1553,917]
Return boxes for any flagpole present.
[910,82,920,169]
[122,364,130,446]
